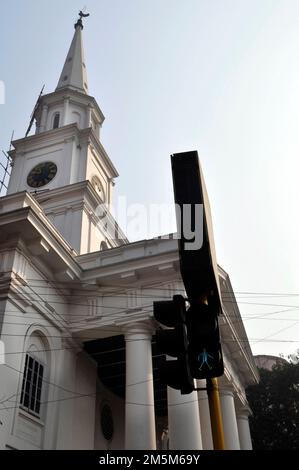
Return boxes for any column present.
[168,384,203,450]
[219,385,240,450]
[85,104,92,128]
[124,323,156,450]
[62,96,70,126]
[236,409,253,450]
[39,104,48,132]
[197,379,213,449]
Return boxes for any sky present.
[1,0,299,358]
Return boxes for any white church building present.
[0,16,258,450]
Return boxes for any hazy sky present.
[1,0,299,358]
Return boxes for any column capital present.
[236,406,252,419]
[219,383,235,397]
[123,321,154,341]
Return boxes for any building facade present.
[254,355,287,371]
[0,18,258,450]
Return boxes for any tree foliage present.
[246,358,299,449]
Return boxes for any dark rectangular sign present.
[171,150,222,312]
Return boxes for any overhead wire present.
[5,272,299,297]
[0,273,298,415]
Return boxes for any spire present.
[56,12,89,94]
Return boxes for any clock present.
[91,175,105,201]
[27,161,57,188]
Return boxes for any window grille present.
[20,354,44,416]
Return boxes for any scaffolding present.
[0,150,12,196]
[1,84,45,197]
[0,131,14,196]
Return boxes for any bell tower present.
[6,13,127,254]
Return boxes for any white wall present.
[94,380,125,450]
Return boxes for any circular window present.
[101,403,114,441]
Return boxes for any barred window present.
[20,354,44,416]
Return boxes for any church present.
[0,15,258,450]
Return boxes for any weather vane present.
[74,8,90,29]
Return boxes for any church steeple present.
[56,14,89,94]
[6,11,123,254]
[28,11,105,139]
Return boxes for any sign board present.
[171,151,222,312]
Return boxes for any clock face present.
[27,161,57,188]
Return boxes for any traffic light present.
[171,151,225,446]
[187,300,224,379]
[153,294,194,394]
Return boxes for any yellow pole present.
[206,377,226,450]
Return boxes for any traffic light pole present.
[206,377,226,450]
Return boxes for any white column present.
[168,384,203,450]
[236,409,253,450]
[85,104,92,128]
[220,386,240,450]
[124,323,156,450]
[39,104,48,132]
[62,97,70,126]
[197,379,213,449]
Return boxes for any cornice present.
[35,181,128,243]
[9,124,80,156]
[7,281,66,333]
[221,276,259,385]
[0,199,82,280]
[70,310,154,339]
[77,127,118,178]
[39,89,105,123]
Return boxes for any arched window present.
[53,112,60,129]
[20,330,50,419]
